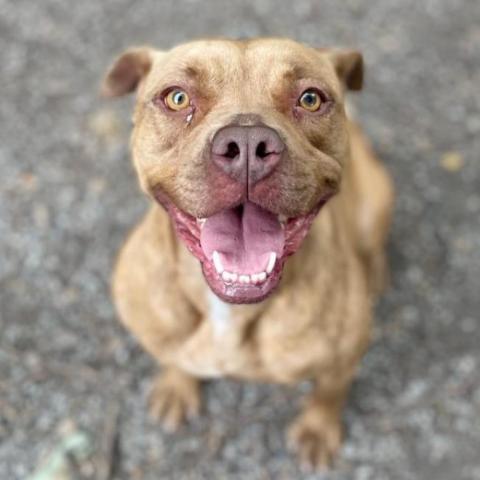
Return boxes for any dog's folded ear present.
[327,49,364,91]
[101,47,154,98]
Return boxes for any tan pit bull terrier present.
[102,38,394,470]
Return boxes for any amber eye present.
[298,89,322,112]
[164,89,190,111]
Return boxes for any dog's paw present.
[148,369,201,432]
[287,410,342,472]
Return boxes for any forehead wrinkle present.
[149,59,236,98]
[184,51,244,87]
[281,65,311,82]
[253,63,314,96]
[155,40,245,83]
[182,65,201,80]
[247,54,320,85]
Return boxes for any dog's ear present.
[101,47,154,98]
[327,49,363,91]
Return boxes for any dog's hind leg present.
[348,122,395,295]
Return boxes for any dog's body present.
[104,38,394,468]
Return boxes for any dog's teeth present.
[222,271,238,283]
[196,218,206,228]
[257,272,267,283]
[222,271,267,285]
[251,272,267,284]
[278,214,287,224]
[266,252,276,274]
[212,251,224,274]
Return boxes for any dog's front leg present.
[148,366,201,432]
[287,370,353,471]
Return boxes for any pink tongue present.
[200,202,284,273]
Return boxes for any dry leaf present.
[88,108,122,143]
[440,151,464,172]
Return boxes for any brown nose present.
[211,126,284,185]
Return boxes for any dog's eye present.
[298,89,322,112]
[164,89,190,111]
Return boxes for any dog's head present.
[102,38,363,303]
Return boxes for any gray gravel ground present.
[1,1,480,479]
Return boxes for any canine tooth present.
[196,218,206,227]
[230,273,238,282]
[212,251,224,274]
[266,252,276,274]
[239,275,250,284]
[222,271,232,282]
[257,272,267,283]
[278,214,287,224]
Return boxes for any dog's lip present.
[157,194,332,303]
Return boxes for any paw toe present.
[148,372,200,432]
[287,420,341,471]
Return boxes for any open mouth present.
[161,197,329,303]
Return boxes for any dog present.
[102,38,394,470]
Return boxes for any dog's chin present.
[155,194,331,304]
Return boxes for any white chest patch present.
[207,289,233,338]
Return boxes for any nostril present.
[224,141,240,159]
[255,141,268,159]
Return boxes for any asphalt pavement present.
[1,1,479,479]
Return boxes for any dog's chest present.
[174,290,336,383]
[207,291,234,338]
[175,291,265,379]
